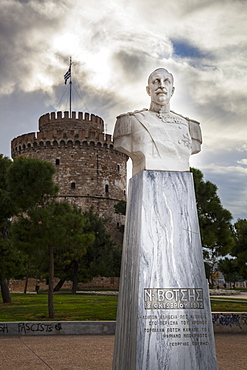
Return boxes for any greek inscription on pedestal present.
[141,311,209,347]
[144,288,204,309]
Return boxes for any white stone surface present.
[113,171,218,370]
[113,68,202,176]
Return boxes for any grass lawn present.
[0,293,118,321]
[210,298,247,312]
[0,293,246,321]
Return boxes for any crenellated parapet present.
[11,111,119,158]
[11,132,117,157]
[39,111,104,133]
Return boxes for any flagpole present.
[69,57,72,117]
[63,57,73,115]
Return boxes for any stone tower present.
[11,111,128,243]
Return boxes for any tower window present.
[71,182,76,190]
[105,184,109,193]
[56,159,60,165]
[117,164,120,172]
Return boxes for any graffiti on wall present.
[0,322,62,334]
[212,314,247,329]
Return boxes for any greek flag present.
[64,67,71,84]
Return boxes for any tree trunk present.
[48,245,54,319]
[0,278,12,303]
[54,261,73,292]
[24,275,28,294]
[71,261,79,294]
[53,278,65,292]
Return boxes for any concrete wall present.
[0,321,115,336]
[1,314,247,336]
[212,312,247,333]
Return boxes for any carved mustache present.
[155,88,167,94]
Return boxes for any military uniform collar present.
[149,102,170,114]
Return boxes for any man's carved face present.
[146,69,175,107]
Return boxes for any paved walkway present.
[0,333,246,369]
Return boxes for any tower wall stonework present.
[11,111,128,243]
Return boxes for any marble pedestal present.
[112,171,218,370]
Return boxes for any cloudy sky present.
[0,0,246,221]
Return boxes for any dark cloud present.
[113,50,149,80]
[0,1,68,94]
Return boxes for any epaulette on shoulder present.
[170,110,200,124]
[170,110,189,121]
[130,108,148,116]
[117,108,148,118]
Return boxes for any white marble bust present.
[113,68,202,176]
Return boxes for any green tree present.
[7,156,58,212]
[232,219,247,279]
[0,156,59,303]
[218,257,241,288]
[0,155,16,223]
[191,168,234,287]
[53,208,97,294]
[0,155,21,303]
[191,168,234,255]
[12,202,93,318]
[80,209,121,281]
[0,225,26,303]
[54,209,122,290]
[114,200,126,216]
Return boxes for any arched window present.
[71,182,76,190]
[55,159,60,165]
[105,184,109,193]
